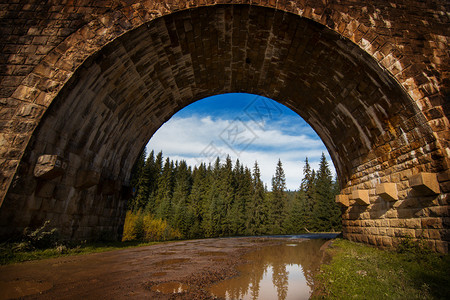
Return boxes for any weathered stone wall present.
[0,1,448,251]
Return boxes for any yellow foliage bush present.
[122,211,181,242]
[122,211,141,241]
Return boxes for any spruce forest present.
[124,150,342,241]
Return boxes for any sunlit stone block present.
[335,194,349,207]
[376,183,398,201]
[409,173,440,195]
[33,154,66,180]
[352,189,370,205]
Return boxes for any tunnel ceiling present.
[29,4,431,188]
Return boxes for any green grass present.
[313,239,450,300]
[0,240,162,265]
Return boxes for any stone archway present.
[0,2,448,252]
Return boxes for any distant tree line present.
[125,150,341,240]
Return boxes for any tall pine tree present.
[128,148,147,210]
[172,160,194,237]
[311,153,341,232]
[155,158,175,220]
[247,161,267,235]
[269,159,288,234]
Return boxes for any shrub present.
[397,236,432,257]
[122,211,142,241]
[22,220,59,250]
[122,211,181,242]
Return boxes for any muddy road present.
[0,236,335,299]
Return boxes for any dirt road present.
[0,237,290,299]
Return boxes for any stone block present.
[368,227,379,235]
[428,206,450,217]
[335,194,349,207]
[409,172,440,195]
[376,182,398,201]
[35,181,56,198]
[352,189,370,205]
[386,209,398,218]
[75,170,100,189]
[367,235,376,245]
[389,219,401,227]
[9,176,37,196]
[386,228,395,237]
[405,218,422,229]
[33,154,66,180]
[88,215,99,226]
[26,197,42,211]
[394,228,415,238]
[39,198,56,212]
[428,229,441,239]
[381,236,393,247]
[435,241,448,254]
[421,217,443,229]
[100,179,118,195]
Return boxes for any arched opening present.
[0,5,442,248]
[124,92,339,239]
[146,93,335,191]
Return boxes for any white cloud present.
[147,115,335,190]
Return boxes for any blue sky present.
[146,93,335,190]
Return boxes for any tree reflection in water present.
[209,239,326,300]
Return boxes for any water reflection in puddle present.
[209,239,326,300]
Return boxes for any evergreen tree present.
[230,161,251,235]
[204,158,226,237]
[155,158,174,220]
[133,150,156,211]
[130,148,147,189]
[247,161,267,235]
[128,148,147,210]
[189,164,208,237]
[269,159,288,234]
[286,193,304,233]
[172,160,194,237]
[311,153,341,231]
[220,156,235,236]
[301,158,316,231]
[145,151,164,213]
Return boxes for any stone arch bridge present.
[0,1,448,252]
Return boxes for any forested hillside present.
[123,150,342,241]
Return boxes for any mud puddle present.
[0,279,53,299]
[0,235,336,299]
[209,239,328,300]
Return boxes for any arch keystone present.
[376,183,398,202]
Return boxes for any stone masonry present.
[0,1,448,252]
